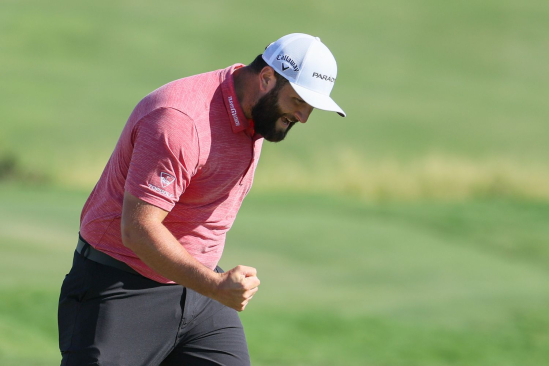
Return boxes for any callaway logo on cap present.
[262,33,346,117]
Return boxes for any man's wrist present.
[199,270,224,300]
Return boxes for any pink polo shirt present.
[80,64,263,283]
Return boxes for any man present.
[58,33,345,366]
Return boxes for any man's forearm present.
[120,191,260,311]
[121,220,221,299]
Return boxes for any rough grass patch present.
[254,149,549,202]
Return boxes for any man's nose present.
[295,105,313,123]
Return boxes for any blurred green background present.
[1,1,548,365]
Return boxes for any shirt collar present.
[221,64,254,135]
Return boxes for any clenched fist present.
[213,265,260,311]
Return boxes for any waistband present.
[76,235,140,275]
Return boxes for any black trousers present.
[58,251,250,366]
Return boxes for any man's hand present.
[213,265,260,312]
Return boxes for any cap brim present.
[290,82,346,117]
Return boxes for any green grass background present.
[1,0,548,365]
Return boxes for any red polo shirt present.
[80,64,263,283]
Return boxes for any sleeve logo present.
[160,172,176,188]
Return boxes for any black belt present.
[76,235,139,275]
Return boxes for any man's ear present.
[258,66,277,93]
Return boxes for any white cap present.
[262,33,346,117]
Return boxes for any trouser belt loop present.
[76,234,139,275]
[79,240,91,257]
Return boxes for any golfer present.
[58,33,345,365]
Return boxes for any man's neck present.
[232,67,257,120]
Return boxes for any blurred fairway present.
[1,0,548,198]
[1,183,548,365]
[1,0,549,365]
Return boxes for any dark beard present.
[251,84,296,142]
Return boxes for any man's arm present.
[120,191,260,311]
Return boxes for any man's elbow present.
[121,220,139,249]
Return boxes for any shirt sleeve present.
[124,107,199,212]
